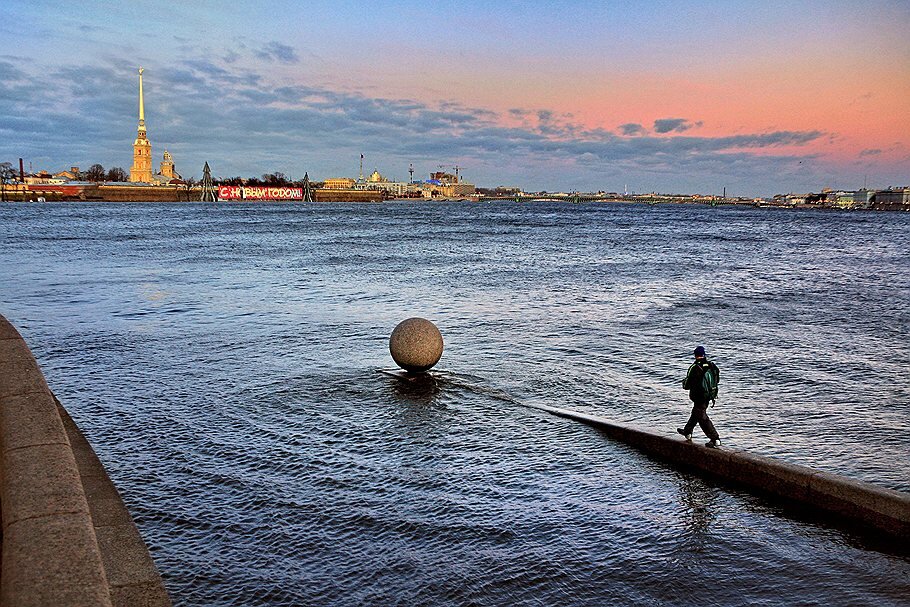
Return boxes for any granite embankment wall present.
[0,315,170,607]
[525,402,910,538]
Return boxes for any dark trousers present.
[683,400,719,441]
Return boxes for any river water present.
[1,201,908,606]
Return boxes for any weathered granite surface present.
[0,314,170,607]
[389,317,444,372]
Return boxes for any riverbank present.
[0,314,170,607]
[4,195,909,211]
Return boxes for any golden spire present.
[130,66,153,182]
[138,67,146,134]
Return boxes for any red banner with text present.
[217,186,303,200]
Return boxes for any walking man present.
[677,346,721,448]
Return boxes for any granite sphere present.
[389,318,444,372]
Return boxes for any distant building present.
[324,177,356,189]
[160,150,175,179]
[54,166,80,180]
[148,150,182,185]
[853,189,874,208]
[24,170,66,185]
[424,171,475,197]
[366,181,412,197]
[324,167,475,199]
[494,186,523,196]
[430,171,457,183]
[874,187,910,206]
[823,190,857,207]
[435,182,476,197]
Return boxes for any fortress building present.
[160,150,175,179]
[149,149,182,184]
[129,67,153,182]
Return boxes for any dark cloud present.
[619,123,644,136]
[255,42,299,64]
[654,118,692,134]
[182,58,262,86]
[860,148,882,157]
[711,131,824,148]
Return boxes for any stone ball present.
[389,317,444,373]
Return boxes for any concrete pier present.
[525,401,910,539]
[0,315,170,607]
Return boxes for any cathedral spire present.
[129,67,153,182]
[138,67,146,134]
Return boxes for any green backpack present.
[700,362,719,404]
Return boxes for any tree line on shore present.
[83,164,129,182]
[0,161,130,183]
[215,172,309,187]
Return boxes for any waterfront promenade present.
[0,314,169,607]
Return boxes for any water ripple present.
[1,201,908,606]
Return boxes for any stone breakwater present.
[523,401,910,539]
[0,314,170,607]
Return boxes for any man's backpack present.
[699,362,719,404]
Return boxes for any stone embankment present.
[0,315,170,607]
[526,402,910,539]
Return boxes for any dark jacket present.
[683,358,719,403]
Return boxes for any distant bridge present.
[478,195,751,206]
[478,195,626,203]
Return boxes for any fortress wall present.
[527,402,910,538]
[0,315,170,606]
[97,185,191,202]
[314,188,384,202]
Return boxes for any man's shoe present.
[677,428,692,441]
[705,439,721,449]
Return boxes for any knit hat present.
[694,346,706,357]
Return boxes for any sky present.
[1,0,908,196]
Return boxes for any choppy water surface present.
[1,201,908,606]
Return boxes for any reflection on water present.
[383,369,441,406]
[0,201,908,606]
[677,476,718,539]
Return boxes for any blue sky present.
[1,0,908,195]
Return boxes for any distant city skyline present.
[1,0,908,196]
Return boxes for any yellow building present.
[160,150,175,179]
[54,166,80,180]
[324,177,356,189]
[129,67,153,182]
[437,182,477,197]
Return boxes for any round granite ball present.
[389,318,444,373]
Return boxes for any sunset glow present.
[1,0,907,195]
